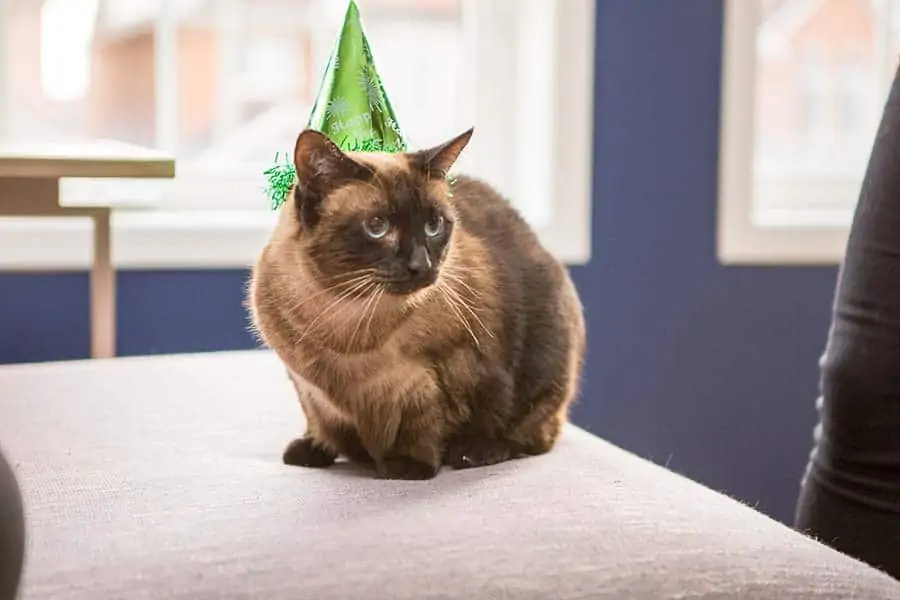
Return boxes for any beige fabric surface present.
[0,350,897,600]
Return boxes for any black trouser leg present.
[795,62,900,580]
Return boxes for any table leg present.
[90,209,115,359]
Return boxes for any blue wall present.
[0,1,840,525]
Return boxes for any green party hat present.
[263,0,408,210]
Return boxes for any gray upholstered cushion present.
[0,351,897,599]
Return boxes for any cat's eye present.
[363,216,390,239]
[424,215,445,238]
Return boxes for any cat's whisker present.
[300,267,377,288]
[286,282,363,317]
[346,282,383,352]
[285,272,375,314]
[286,274,369,310]
[319,279,379,332]
[441,270,483,301]
[441,278,494,340]
[341,281,384,346]
[324,268,377,281]
[436,280,480,349]
[295,292,367,348]
[287,267,374,292]
[295,276,375,346]
[363,285,386,344]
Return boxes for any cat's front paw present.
[283,437,337,468]
[443,437,514,469]
[377,456,438,480]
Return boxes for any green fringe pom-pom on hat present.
[263,0,408,210]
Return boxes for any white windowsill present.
[0,209,588,271]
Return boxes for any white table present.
[0,139,176,359]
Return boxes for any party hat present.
[264,0,408,210]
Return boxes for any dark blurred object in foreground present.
[0,443,24,600]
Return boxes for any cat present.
[247,127,586,480]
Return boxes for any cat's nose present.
[407,246,432,276]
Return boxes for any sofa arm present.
[0,351,898,599]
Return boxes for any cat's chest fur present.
[290,308,440,418]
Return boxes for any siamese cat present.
[248,128,585,479]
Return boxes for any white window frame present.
[0,0,595,271]
[716,0,891,266]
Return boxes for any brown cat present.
[248,127,586,480]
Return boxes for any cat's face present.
[291,128,472,297]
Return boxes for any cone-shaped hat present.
[308,1,407,152]
[264,0,407,209]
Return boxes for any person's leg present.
[0,443,25,599]
[795,62,900,580]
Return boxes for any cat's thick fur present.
[248,128,585,480]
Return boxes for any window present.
[799,50,829,142]
[0,0,594,270]
[837,55,870,138]
[718,0,898,264]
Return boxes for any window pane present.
[2,0,463,171]
[752,0,900,227]
[2,0,102,140]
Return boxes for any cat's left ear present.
[412,127,474,180]
[293,129,372,229]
